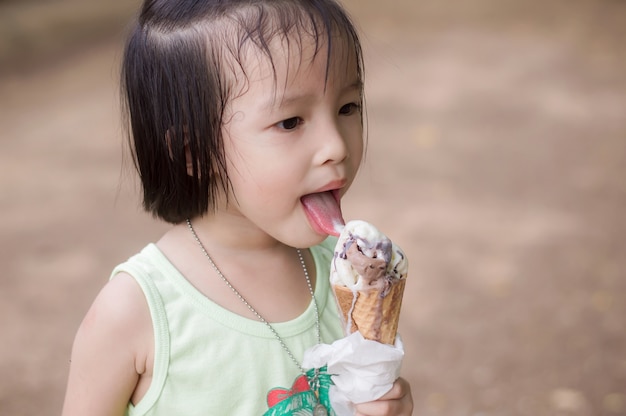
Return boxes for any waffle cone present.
[332,278,406,345]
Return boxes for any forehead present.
[227,28,361,99]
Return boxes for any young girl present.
[62,0,413,415]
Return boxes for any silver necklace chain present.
[186,219,321,375]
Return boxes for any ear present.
[165,126,194,176]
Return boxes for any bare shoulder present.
[80,273,151,337]
[73,272,153,373]
[62,273,152,416]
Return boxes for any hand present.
[354,377,413,416]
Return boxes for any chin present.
[288,230,330,249]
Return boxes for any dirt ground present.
[1,0,625,415]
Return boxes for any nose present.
[313,120,351,165]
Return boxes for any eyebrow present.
[262,79,363,112]
[341,80,364,94]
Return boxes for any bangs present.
[207,1,364,98]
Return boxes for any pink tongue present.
[301,192,345,236]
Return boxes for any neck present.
[184,213,284,253]
[182,217,318,323]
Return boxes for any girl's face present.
[219,34,364,248]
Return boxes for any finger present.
[355,378,413,415]
[354,399,397,416]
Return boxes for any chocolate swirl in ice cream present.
[332,221,407,291]
[341,238,389,284]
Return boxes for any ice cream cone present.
[333,278,406,345]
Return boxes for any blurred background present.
[1,0,625,414]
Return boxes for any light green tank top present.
[111,237,343,415]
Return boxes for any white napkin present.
[302,332,405,416]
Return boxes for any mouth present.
[315,179,347,198]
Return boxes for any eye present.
[339,102,361,116]
[276,117,302,130]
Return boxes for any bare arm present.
[62,273,152,416]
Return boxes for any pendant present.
[313,403,328,416]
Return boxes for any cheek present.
[348,125,365,168]
[226,148,294,202]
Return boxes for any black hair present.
[121,0,364,224]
